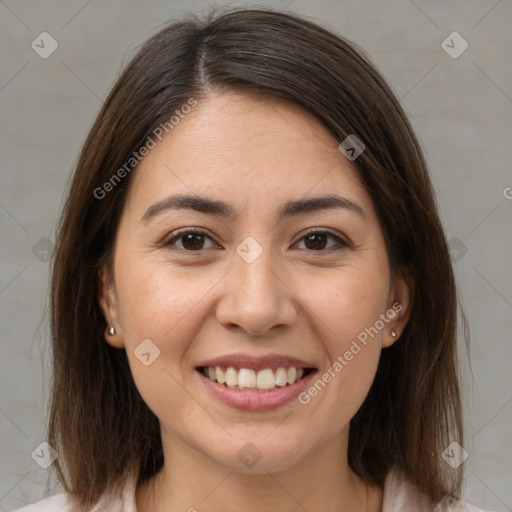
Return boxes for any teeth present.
[225,367,237,388]
[286,367,297,385]
[275,367,288,387]
[215,367,226,384]
[256,369,275,390]
[202,365,310,391]
[238,368,257,389]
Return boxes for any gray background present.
[1,0,511,510]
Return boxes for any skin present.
[98,91,411,512]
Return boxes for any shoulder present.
[436,502,493,512]
[450,504,493,512]
[10,492,72,512]
[10,473,138,512]
[382,466,493,512]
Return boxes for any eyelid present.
[162,227,220,248]
[293,227,352,250]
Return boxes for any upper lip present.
[197,353,317,371]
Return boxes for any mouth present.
[195,353,319,410]
[195,363,318,411]
[196,365,316,392]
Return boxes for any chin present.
[204,434,308,474]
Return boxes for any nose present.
[215,246,298,337]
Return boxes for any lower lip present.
[196,369,318,411]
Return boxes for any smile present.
[198,366,315,392]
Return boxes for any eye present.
[163,228,350,253]
[293,229,350,252]
[163,228,220,251]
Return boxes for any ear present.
[383,266,413,348]
[97,263,125,348]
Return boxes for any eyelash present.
[163,227,351,253]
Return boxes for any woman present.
[14,7,490,512]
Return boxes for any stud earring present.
[391,330,397,338]
[108,326,115,336]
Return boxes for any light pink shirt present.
[11,467,491,512]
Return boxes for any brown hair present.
[49,6,466,510]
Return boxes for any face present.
[99,91,410,474]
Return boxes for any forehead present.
[125,91,371,216]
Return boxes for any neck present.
[136,426,383,512]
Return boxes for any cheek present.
[114,261,218,425]
[293,262,389,425]
[300,260,390,344]
[115,255,214,342]
[112,258,220,400]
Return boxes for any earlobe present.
[383,267,413,348]
[97,264,125,348]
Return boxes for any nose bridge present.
[237,240,278,298]
[216,236,296,336]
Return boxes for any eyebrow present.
[140,193,366,224]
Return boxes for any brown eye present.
[181,233,206,250]
[164,229,218,251]
[295,230,349,252]
[303,233,329,250]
